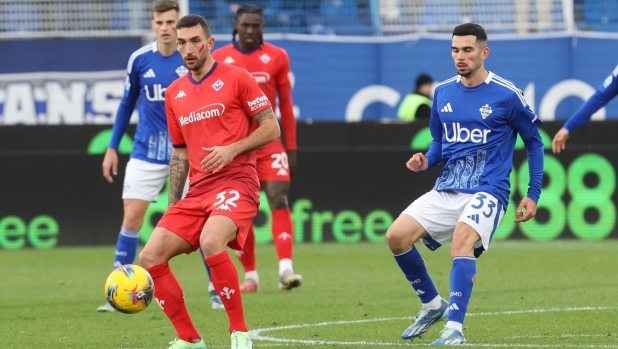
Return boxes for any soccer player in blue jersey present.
[97,0,223,312]
[552,64,618,153]
[386,23,544,345]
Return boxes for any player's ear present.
[482,46,490,60]
[208,36,215,51]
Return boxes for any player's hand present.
[102,148,119,183]
[201,145,238,173]
[551,128,570,154]
[515,196,537,223]
[406,152,428,172]
[287,150,297,176]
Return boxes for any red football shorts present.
[157,181,259,252]
[256,138,290,182]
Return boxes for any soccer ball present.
[104,264,154,314]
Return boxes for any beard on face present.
[184,54,207,71]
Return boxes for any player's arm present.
[169,147,189,207]
[509,94,544,223]
[276,52,298,175]
[553,65,618,154]
[165,87,189,207]
[102,57,141,183]
[278,84,297,176]
[201,107,280,173]
[408,92,442,172]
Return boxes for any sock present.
[447,256,476,324]
[393,247,440,305]
[147,263,200,343]
[244,270,259,283]
[206,251,247,333]
[446,321,463,332]
[271,208,294,261]
[198,249,217,295]
[198,248,214,282]
[236,225,256,273]
[279,258,293,276]
[113,227,139,268]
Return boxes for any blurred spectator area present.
[0,0,617,38]
[191,0,374,36]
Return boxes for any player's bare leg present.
[386,214,448,341]
[262,180,302,291]
[201,215,252,348]
[97,199,150,312]
[432,222,479,346]
[139,227,206,349]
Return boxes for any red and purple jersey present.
[213,42,297,150]
[165,62,271,199]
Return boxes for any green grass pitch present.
[1,240,617,348]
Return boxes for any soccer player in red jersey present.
[138,14,279,349]
[212,4,301,293]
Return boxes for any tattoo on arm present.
[169,153,189,207]
[252,107,275,124]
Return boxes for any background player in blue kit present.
[552,64,618,154]
[98,0,223,312]
[385,23,544,345]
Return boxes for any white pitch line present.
[503,334,618,339]
[249,306,618,348]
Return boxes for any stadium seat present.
[420,0,463,30]
[584,0,618,32]
[471,0,516,34]
[305,0,372,35]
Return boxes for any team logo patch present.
[212,79,225,91]
[175,65,188,77]
[479,104,492,119]
[223,56,235,64]
[260,53,271,64]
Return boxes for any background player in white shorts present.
[385,23,544,346]
[98,0,224,312]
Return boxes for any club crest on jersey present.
[260,53,271,64]
[479,104,492,119]
[223,56,235,64]
[212,79,225,91]
[175,65,188,77]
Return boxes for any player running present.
[139,14,280,349]
[552,63,618,153]
[386,23,544,345]
[212,4,301,292]
[98,0,223,312]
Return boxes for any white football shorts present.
[122,158,169,202]
[402,190,505,256]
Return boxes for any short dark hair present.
[176,14,211,37]
[233,5,264,45]
[415,74,433,90]
[152,0,179,17]
[453,23,487,43]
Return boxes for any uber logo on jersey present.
[443,122,491,144]
[145,84,166,102]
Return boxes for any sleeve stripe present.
[491,77,528,107]
[126,43,154,73]
[172,143,187,148]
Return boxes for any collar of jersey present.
[233,42,261,55]
[188,61,218,85]
[456,71,493,91]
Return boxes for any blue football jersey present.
[425,72,544,208]
[108,41,187,165]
